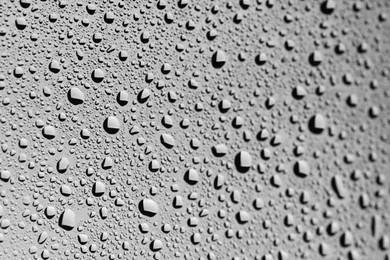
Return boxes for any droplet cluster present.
[0,0,390,259]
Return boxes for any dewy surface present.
[0,0,389,259]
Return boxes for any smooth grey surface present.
[0,0,390,259]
